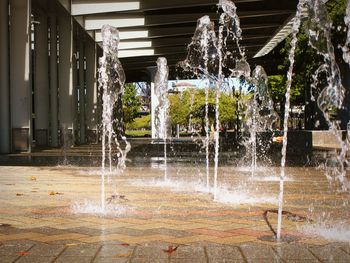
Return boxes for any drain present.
[258,235,301,243]
[262,209,311,241]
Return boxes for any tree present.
[269,0,347,129]
[122,83,141,127]
[168,87,236,134]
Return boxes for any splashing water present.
[277,0,305,241]
[342,0,350,65]
[305,0,348,191]
[243,66,278,174]
[154,57,170,180]
[182,0,247,199]
[98,25,130,211]
[184,15,217,190]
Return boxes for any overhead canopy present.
[71,0,299,81]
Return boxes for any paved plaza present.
[0,162,350,262]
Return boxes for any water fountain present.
[243,66,278,175]
[87,0,349,242]
[305,0,347,191]
[342,0,350,64]
[154,57,170,180]
[180,0,349,242]
[98,24,130,211]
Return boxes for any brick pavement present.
[0,165,350,262]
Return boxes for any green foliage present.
[122,83,141,125]
[272,0,346,109]
[168,88,236,128]
[126,114,151,130]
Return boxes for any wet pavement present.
[0,154,350,262]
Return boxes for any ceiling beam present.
[72,0,264,16]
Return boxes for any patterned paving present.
[0,165,350,262]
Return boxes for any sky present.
[168,77,250,93]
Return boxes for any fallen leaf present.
[18,251,30,256]
[114,253,131,257]
[49,191,64,196]
[30,176,37,181]
[65,243,80,247]
[163,246,178,254]
[119,243,130,247]
[0,223,11,227]
[16,193,24,196]
[31,191,37,193]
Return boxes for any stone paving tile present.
[0,243,33,255]
[1,255,20,263]
[59,243,100,257]
[27,243,65,256]
[54,256,95,263]
[16,255,56,263]
[132,245,170,259]
[340,243,350,254]
[308,244,350,262]
[94,257,130,263]
[273,244,318,260]
[208,259,245,263]
[131,258,168,263]
[206,245,244,260]
[96,244,135,257]
[240,243,281,260]
[171,245,206,260]
[170,259,206,263]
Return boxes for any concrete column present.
[151,82,156,138]
[58,14,74,145]
[0,0,10,153]
[9,0,31,152]
[147,66,157,139]
[85,39,97,143]
[49,13,58,147]
[34,12,49,146]
[79,40,86,144]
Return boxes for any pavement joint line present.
[13,243,35,263]
[306,247,325,263]
[129,245,137,261]
[237,245,248,263]
[203,245,209,263]
[91,244,102,263]
[52,243,68,263]
[340,246,350,256]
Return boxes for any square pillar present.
[0,0,10,153]
[85,39,97,143]
[34,12,49,147]
[58,14,74,146]
[79,39,86,144]
[49,13,59,147]
[9,0,31,152]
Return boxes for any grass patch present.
[125,130,151,137]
